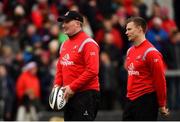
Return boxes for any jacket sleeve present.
[16,75,25,100]
[146,51,167,107]
[54,42,65,87]
[53,58,63,87]
[69,42,99,92]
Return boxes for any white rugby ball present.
[49,86,66,110]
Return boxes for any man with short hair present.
[53,11,100,121]
[123,17,169,120]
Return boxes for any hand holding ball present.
[49,86,66,110]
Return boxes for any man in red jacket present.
[123,17,169,120]
[53,11,100,121]
[16,61,40,101]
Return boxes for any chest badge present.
[73,45,78,49]
[136,55,142,60]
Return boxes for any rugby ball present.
[49,86,66,110]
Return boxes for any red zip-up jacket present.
[54,31,100,92]
[125,40,167,107]
[16,71,40,100]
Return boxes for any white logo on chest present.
[60,54,74,66]
[73,45,78,49]
[128,63,140,76]
[136,55,142,60]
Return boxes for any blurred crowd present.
[0,0,180,121]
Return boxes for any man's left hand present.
[159,106,170,118]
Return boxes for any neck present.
[133,34,146,46]
[69,28,82,38]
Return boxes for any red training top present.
[125,40,167,107]
[54,31,100,92]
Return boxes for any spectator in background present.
[131,5,140,17]
[100,32,121,67]
[113,6,130,55]
[115,6,127,27]
[99,31,122,109]
[149,2,162,19]
[16,93,38,121]
[82,16,94,37]
[38,50,53,110]
[20,24,39,50]
[146,17,169,54]
[48,39,59,59]
[16,61,40,100]
[174,0,180,29]
[95,17,124,50]
[163,30,180,110]
[16,61,42,121]
[23,45,34,63]
[13,5,26,27]
[78,0,102,34]
[49,24,60,41]
[99,52,118,110]
[99,31,126,110]
[96,0,114,17]
[0,64,15,121]
[31,4,43,29]
[1,27,21,55]
[147,2,162,28]
[10,51,24,81]
[49,58,59,78]
[0,2,6,24]
[134,0,148,20]
[0,46,14,66]
[121,0,134,17]
[161,7,178,36]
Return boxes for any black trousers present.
[122,92,159,121]
[64,90,100,121]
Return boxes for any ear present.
[137,26,143,33]
[75,21,82,27]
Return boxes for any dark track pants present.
[122,92,159,121]
[64,90,100,121]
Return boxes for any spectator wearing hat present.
[146,17,169,54]
[16,61,41,121]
